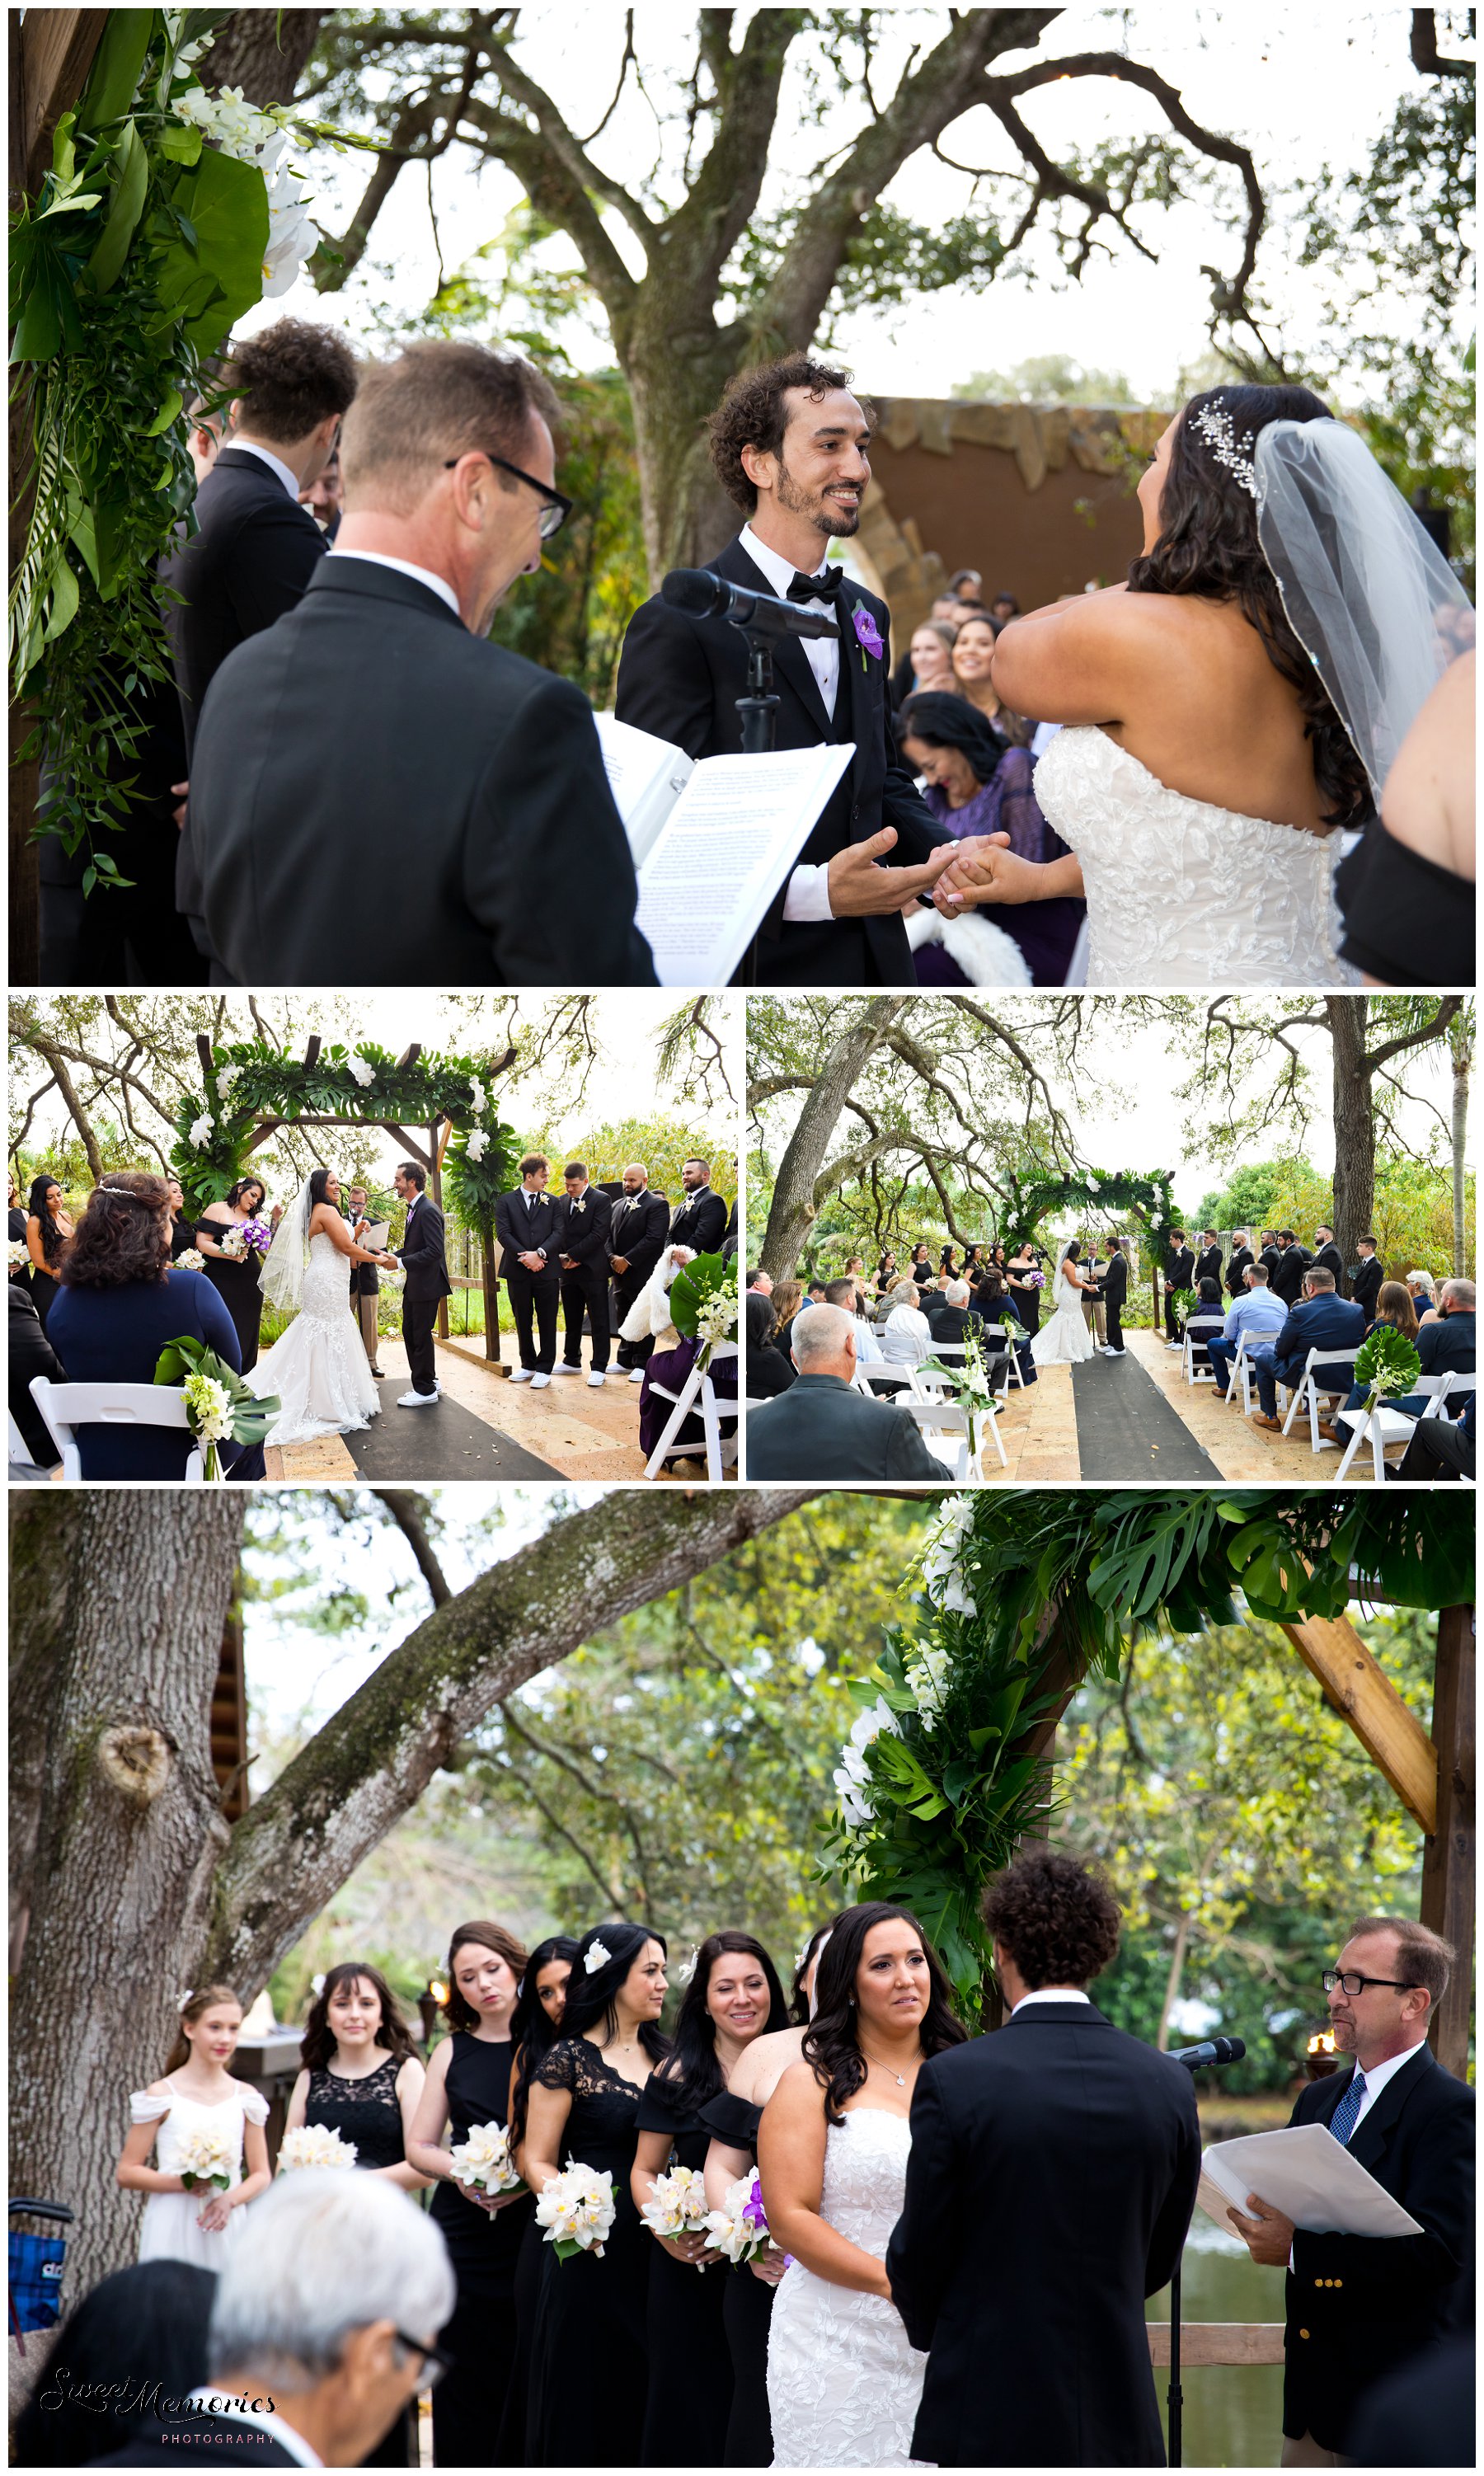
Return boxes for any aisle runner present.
[345,1380,562,1480]
[1071,1350,1219,1482]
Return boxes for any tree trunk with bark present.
[759,999,908,1279]
[202,10,327,106]
[1155,1909,1191,2051]
[1326,997,1378,1272]
[1450,1020,1471,1278]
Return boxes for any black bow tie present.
[787,567,846,604]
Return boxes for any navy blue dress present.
[44,1269,263,1480]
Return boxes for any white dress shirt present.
[1010,1987,1092,2014]
[738,524,839,924]
[227,437,302,500]
[1348,2037,1426,2131]
[326,546,461,617]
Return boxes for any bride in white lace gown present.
[1031,1243,1097,1369]
[759,1905,969,2469]
[256,1171,397,1445]
[932,385,1390,985]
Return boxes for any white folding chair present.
[1333,1372,1471,1483]
[856,1365,914,1398]
[979,1320,1026,1388]
[28,1378,204,1482]
[899,1396,1004,1478]
[1181,1317,1225,1387]
[1280,1346,1363,1451]
[8,1408,49,1475]
[643,1341,738,1482]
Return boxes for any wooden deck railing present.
[1147,2323,1285,2365]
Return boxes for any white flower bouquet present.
[702,2171,776,2266]
[640,2164,711,2253]
[176,2123,233,2193]
[154,1337,279,1481]
[8,1237,30,1271]
[448,2120,523,2196]
[277,2124,357,2173]
[175,1248,206,1272]
[535,2162,617,2261]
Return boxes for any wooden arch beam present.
[1280,1614,1436,1833]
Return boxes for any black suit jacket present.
[925,1299,984,1346]
[608,1190,669,1285]
[1226,1246,1255,1297]
[721,1196,739,1264]
[1270,1244,1311,1304]
[1103,1249,1129,1308]
[615,535,951,984]
[554,1186,612,1270]
[669,1187,727,1255]
[494,1186,561,1279]
[1283,2046,1473,2453]
[1194,1243,1223,1290]
[396,1195,451,1301]
[887,2003,1200,2468]
[162,445,327,764]
[744,1369,944,1480]
[1166,1245,1195,1293]
[1349,1253,1384,1318]
[1311,1240,1344,1285]
[185,559,655,987]
[1416,1309,1475,1379]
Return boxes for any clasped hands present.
[823,828,1036,920]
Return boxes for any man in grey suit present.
[744,1304,942,1479]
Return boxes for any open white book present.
[595,714,855,986]
[359,1220,391,1252]
[1198,2122,1423,2240]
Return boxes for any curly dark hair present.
[981,1848,1121,1991]
[223,318,359,443]
[441,1919,529,2033]
[1128,384,1369,832]
[62,1174,171,1290]
[299,1961,419,2074]
[802,1903,966,2126]
[26,1172,68,1264]
[652,1932,789,2114]
[709,354,862,514]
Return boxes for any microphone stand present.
[735,632,781,754]
[1165,2038,1244,2468]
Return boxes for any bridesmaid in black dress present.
[1006,1241,1043,1337]
[406,1919,533,2469]
[523,1922,669,2468]
[496,1935,580,2467]
[166,1177,200,1263]
[285,1962,430,2469]
[24,1173,73,1331]
[196,1176,273,1372]
[633,1933,789,2467]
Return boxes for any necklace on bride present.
[857,2040,923,2088]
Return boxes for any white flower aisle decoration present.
[536,2163,617,2260]
[278,2124,357,2173]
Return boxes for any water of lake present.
[1147,2215,1289,2469]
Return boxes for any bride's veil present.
[1254,418,1474,805]
[261,1180,315,1313]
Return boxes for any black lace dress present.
[525,2038,652,2467]
[304,2057,415,2468]
[698,2088,776,2469]
[635,2070,733,2466]
[427,2033,531,2469]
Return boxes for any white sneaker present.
[554,1363,582,1376]
[397,1390,438,1408]
[510,1366,533,1384]
[587,1370,606,1387]
[531,1370,552,1389]
[628,1367,645,1384]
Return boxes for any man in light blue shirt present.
[1206,1263,1288,1401]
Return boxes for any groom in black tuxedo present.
[887,1849,1200,2469]
[392,1163,451,1405]
[1099,1237,1129,1355]
[616,355,959,984]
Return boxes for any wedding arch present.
[1003,1165,1179,1326]
[172,1033,521,1360]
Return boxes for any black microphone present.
[661,566,840,641]
[1169,2035,1246,2070]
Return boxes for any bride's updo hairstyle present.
[63,1173,171,1290]
[789,1919,842,2025]
[1128,383,1369,832]
[562,1921,672,2065]
[803,1902,965,2125]
[656,1932,788,2111]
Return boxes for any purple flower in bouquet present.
[239,1218,274,1256]
[1024,1269,1045,1289]
[741,2173,769,2235]
[852,605,884,665]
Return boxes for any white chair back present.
[28,1379,204,1483]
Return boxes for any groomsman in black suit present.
[608,1163,670,1382]
[1270,1229,1311,1305]
[186,341,655,987]
[669,1158,727,1255]
[1312,1224,1345,1287]
[887,1848,1200,2468]
[616,354,958,984]
[494,1153,562,1387]
[1350,1233,1385,1319]
[1099,1237,1129,1356]
[1258,1229,1283,1281]
[1194,1229,1224,1292]
[1229,1915,1472,2464]
[392,1163,451,1406]
[1164,1230,1196,1341]
[554,1164,613,1387]
[1226,1229,1255,1296]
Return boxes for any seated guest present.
[41,1174,267,1482]
[1205,1262,1287,1401]
[14,2260,215,2467]
[926,1278,983,1349]
[745,1265,773,1296]
[946,614,1031,745]
[1406,1268,1440,1325]
[1389,1388,1476,1481]
[806,1279,829,1306]
[1326,1280,1419,1437]
[899,692,1085,987]
[1350,1233,1384,1320]
[636,1251,739,1467]
[975,1272,1037,1386]
[744,1305,944,1480]
[769,1277,804,1365]
[823,1275,881,1363]
[24,1172,73,1331]
[989,590,1020,623]
[1181,1280,1227,1379]
[9,1274,66,1473]
[1250,1267,1367,1431]
[881,1276,933,1368]
[1228,1915,1473,2466]
[745,1291,795,1398]
[1392,1276,1475,1418]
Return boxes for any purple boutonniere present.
[851,604,884,671]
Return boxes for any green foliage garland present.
[1005,1165,1178,1257]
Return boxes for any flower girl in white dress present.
[117,1985,270,2270]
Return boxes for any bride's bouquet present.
[702,2170,776,2266]
[277,2124,357,2173]
[448,2120,524,2196]
[639,2164,712,2257]
[176,2123,234,2194]
[153,1336,280,1480]
[535,2162,617,2260]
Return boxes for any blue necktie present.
[1328,2068,1367,2147]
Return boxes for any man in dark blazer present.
[552,1163,613,1385]
[887,1847,1200,2469]
[1349,1235,1384,1319]
[744,1304,944,1479]
[669,1158,728,1255]
[494,1153,562,1384]
[392,1163,451,1405]
[185,339,655,988]
[608,1163,669,1379]
[1163,1231,1195,1341]
[345,1183,383,1379]
[1390,1278,1477,1418]
[1194,1229,1224,1292]
[1258,1229,1283,1281]
[1270,1230,1312,1306]
[1251,1267,1366,1426]
[616,354,958,984]
[1229,1915,1472,2463]
[1099,1237,1129,1355]
[1225,1229,1255,1296]
[925,1280,984,1348]
[1312,1224,1345,1286]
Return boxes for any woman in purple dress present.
[899,692,1086,986]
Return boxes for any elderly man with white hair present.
[744,1303,943,1479]
[95,2170,454,2467]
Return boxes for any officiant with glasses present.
[1228,1918,1473,2468]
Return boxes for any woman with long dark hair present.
[406,1919,533,2467]
[632,1933,787,2464]
[196,1174,276,1370]
[523,1922,669,2466]
[23,1173,73,1328]
[758,1904,966,2466]
[932,383,1377,984]
[498,1935,580,2466]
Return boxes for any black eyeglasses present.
[1322,1970,1418,1998]
[442,449,572,539]
[392,2330,455,2389]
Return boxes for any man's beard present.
[775,455,861,538]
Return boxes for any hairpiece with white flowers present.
[585,1938,612,1976]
